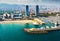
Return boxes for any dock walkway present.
[39,27,60,31]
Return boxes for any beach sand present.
[0,18,45,24]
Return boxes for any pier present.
[42,27,60,31]
[24,26,60,34]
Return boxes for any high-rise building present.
[36,5,39,16]
[26,5,29,17]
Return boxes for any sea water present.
[0,23,60,41]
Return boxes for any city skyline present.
[0,4,60,12]
[0,0,60,10]
[0,0,60,12]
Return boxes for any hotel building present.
[25,5,39,17]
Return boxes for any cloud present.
[0,0,42,5]
[0,0,60,6]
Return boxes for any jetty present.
[24,26,60,34]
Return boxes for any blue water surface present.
[0,23,60,41]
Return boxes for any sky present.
[0,0,60,7]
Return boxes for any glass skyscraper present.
[25,5,39,17]
[36,5,39,16]
[26,5,29,16]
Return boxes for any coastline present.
[0,18,45,24]
[0,20,34,24]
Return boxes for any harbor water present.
[0,23,60,41]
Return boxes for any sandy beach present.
[0,18,45,24]
[0,20,34,24]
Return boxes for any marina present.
[0,17,60,34]
[24,17,60,34]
